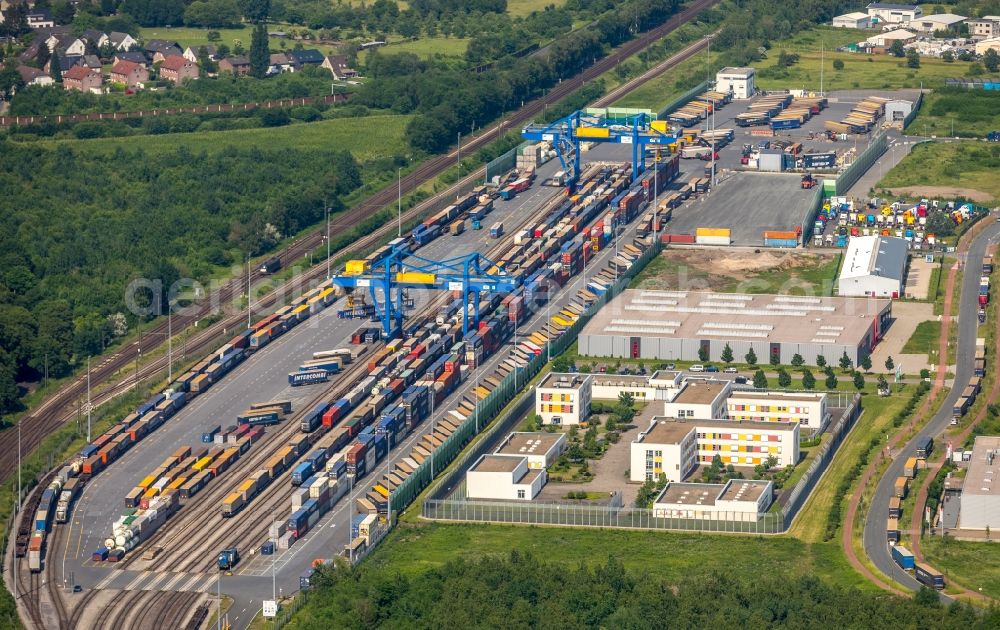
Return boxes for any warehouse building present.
[663,380,731,420]
[630,417,800,483]
[536,373,592,426]
[866,3,922,24]
[727,391,830,432]
[652,479,774,522]
[906,13,966,33]
[959,436,1000,531]
[466,455,546,501]
[832,12,873,28]
[837,235,908,298]
[715,67,755,99]
[494,432,567,469]
[578,289,892,367]
[885,99,913,123]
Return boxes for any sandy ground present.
[869,301,937,374]
[904,257,935,300]
[643,249,838,291]
[886,186,994,204]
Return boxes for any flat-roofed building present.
[959,436,1000,530]
[715,66,755,99]
[727,391,830,431]
[866,3,922,24]
[906,13,966,33]
[663,380,731,420]
[466,455,546,501]
[578,289,892,367]
[536,373,592,426]
[494,432,567,469]
[653,479,774,522]
[591,370,684,402]
[630,417,800,482]
[969,17,1000,39]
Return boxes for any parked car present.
[689,365,705,372]
[724,367,738,373]
[734,376,748,384]
[705,365,720,373]
[662,363,676,370]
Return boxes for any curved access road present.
[861,216,1000,597]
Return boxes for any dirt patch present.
[682,249,825,279]
[882,186,995,204]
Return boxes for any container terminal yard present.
[8,67,994,628]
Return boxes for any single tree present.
[890,39,905,57]
[853,371,865,390]
[791,353,804,368]
[233,41,245,56]
[0,64,25,99]
[698,347,709,362]
[839,351,853,371]
[885,356,895,371]
[769,350,780,366]
[753,369,768,389]
[250,24,268,78]
[237,0,270,23]
[777,369,791,388]
[745,348,758,366]
[802,370,816,390]
[832,58,844,71]
[877,374,889,391]
[860,355,872,373]
[984,49,1000,73]
[941,49,954,63]
[50,52,62,82]
[906,47,920,69]
[816,354,827,369]
[825,371,838,389]
[720,343,734,364]
[36,44,51,71]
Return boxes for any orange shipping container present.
[762,230,799,240]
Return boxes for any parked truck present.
[891,545,915,571]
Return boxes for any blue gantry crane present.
[330,246,519,338]
[521,109,677,192]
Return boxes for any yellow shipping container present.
[575,126,610,139]
[695,227,731,238]
[142,487,159,499]
[192,456,213,471]
[238,479,256,493]
[292,304,309,316]
[345,260,368,275]
[373,484,389,498]
[138,475,158,490]
[552,315,571,327]
[396,272,437,285]
[167,477,187,490]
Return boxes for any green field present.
[358,36,471,63]
[878,141,1000,205]
[631,249,841,296]
[43,114,411,163]
[753,27,1000,92]
[507,0,566,16]
[908,89,1000,138]
[922,537,1000,598]
[903,320,942,354]
[371,521,874,592]
[139,26,253,50]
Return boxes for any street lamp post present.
[86,356,91,442]
[326,205,331,279]
[397,168,402,238]
[167,301,172,383]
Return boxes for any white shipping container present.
[269,520,287,539]
[695,235,731,246]
[277,531,295,550]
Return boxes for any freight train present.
[18,280,344,567]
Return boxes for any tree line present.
[353,0,682,154]
[296,550,999,628]
[0,139,360,414]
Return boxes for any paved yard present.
[870,301,937,374]
[905,256,935,300]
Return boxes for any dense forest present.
[0,140,360,412]
[293,552,998,628]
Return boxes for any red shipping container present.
[980,294,989,306]
[346,443,367,465]
[29,534,43,552]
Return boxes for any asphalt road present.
[862,217,1000,595]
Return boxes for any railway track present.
[0,0,720,490]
